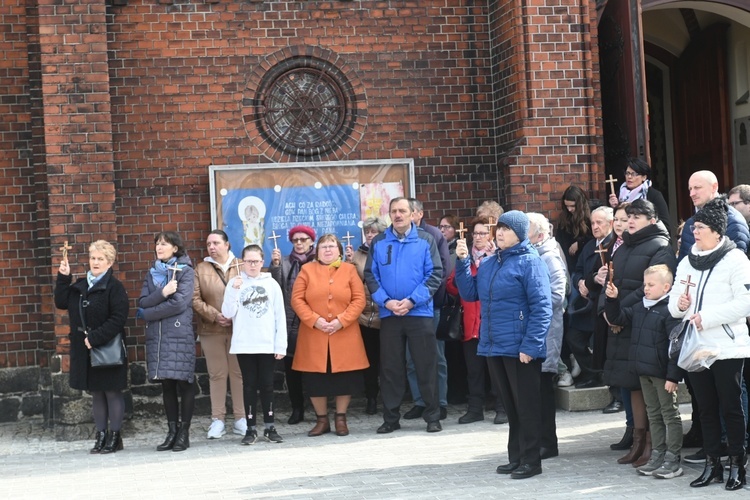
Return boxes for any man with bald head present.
[677,170,749,261]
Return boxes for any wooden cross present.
[680,274,696,296]
[267,230,281,249]
[167,262,182,282]
[231,259,243,277]
[486,216,495,235]
[605,174,618,197]
[342,231,355,247]
[456,221,468,240]
[59,240,72,262]
[595,244,608,267]
[607,262,614,286]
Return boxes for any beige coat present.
[192,257,241,336]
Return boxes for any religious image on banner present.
[360,182,403,223]
[238,196,266,246]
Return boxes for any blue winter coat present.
[140,254,196,383]
[364,223,443,319]
[678,204,749,262]
[455,240,552,359]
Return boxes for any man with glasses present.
[365,197,443,433]
[727,185,750,225]
[678,171,749,262]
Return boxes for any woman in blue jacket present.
[456,211,552,480]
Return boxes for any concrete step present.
[556,383,691,412]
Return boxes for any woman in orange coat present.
[291,233,368,437]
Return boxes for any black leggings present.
[237,354,276,426]
[161,379,195,424]
[92,390,125,432]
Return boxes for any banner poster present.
[210,160,414,266]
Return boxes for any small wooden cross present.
[167,262,182,282]
[607,262,614,286]
[680,274,696,296]
[486,216,495,235]
[342,231,355,247]
[456,222,468,240]
[59,240,73,262]
[605,174,618,197]
[595,244,608,267]
[231,259,243,277]
[267,230,281,249]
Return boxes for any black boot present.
[172,422,190,452]
[156,421,179,452]
[100,431,123,454]
[90,430,107,454]
[690,455,724,487]
[288,407,304,425]
[610,426,634,451]
[726,453,747,491]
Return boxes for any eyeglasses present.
[624,170,641,178]
[728,200,746,207]
[690,224,709,232]
[318,245,338,250]
[438,225,453,230]
[472,232,489,237]
[291,237,311,243]
[243,260,262,265]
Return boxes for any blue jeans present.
[406,308,447,407]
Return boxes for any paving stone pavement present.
[1,403,747,499]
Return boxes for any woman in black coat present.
[603,199,676,467]
[54,240,129,454]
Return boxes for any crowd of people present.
[54,161,750,490]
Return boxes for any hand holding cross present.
[167,262,182,282]
[456,222,468,240]
[680,275,696,296]
[59,240,73,263]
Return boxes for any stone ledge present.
[556,383,691,412]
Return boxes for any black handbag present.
[436,294,463,342]
[79,295,126,368]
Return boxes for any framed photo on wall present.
[209,159,415,265]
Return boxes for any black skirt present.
[300,346,364,397]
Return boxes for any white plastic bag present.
[677,324,721,372]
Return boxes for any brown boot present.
[617,428,646,464]
[334,413,349,436]
[308,414,331,437]
[632,432,652,467]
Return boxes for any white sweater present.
[221,271,287,356]
[668,245,750,360]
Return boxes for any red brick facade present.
[0,0,603,421]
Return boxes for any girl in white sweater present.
[222,245,287,445]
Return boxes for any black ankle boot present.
[172,422,190,452]
[726,453,747,491]
[610,426,634,451]
[90,430,107,454]
[100,431,123,454]
[690,455,724,487]
[156,421,179,452]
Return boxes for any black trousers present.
[380,316,439,423]
[284,355,304,410]
[487,356,542,466]
[463,339,486,413]
[688,358,746,456]
[540,371,558,450]
[361,325,380,400]
[237,354,276,426]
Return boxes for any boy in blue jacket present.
[605,264,684,479]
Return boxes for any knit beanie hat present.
[288,225,316,242]
[693,198,728,237]
[497,210,529,242]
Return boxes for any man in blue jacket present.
[364,197,444,433]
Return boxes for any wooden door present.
[672,23,732,219]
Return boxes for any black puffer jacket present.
[603,222,676,389]
[605,296,684,383]
[54,269,129,391]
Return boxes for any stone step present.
[556,383,691,412]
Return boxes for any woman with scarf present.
[192,229,245,439]
[608,158,672,238]
[669,198,750,490]
[139,231,196,452]
[270,224,316,425]
[291,234,367,437]
[346,216,387,415]
[54,240,129,454]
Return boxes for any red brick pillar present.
[37,0,117,434]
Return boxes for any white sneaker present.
[557,371,574,387]
[207,419,226,439]
[233,419,247,436]
[569,354,582,378]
